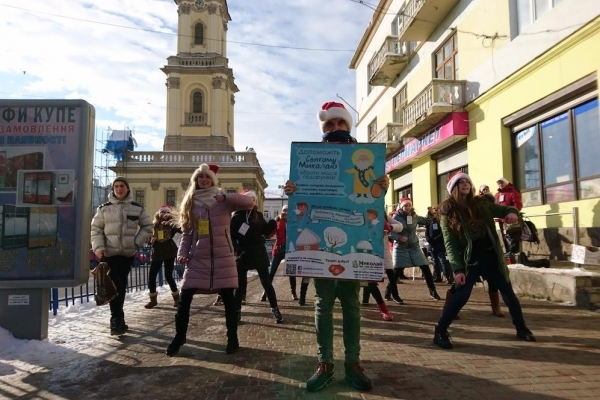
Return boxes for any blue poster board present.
[284,142,386,281]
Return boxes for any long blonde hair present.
[178,165,216,230]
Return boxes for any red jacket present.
[495,183,523,211]
[271,218,287,256]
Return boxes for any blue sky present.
[0,0,375,194]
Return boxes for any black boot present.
[111,318,128,335]
[362,287,370,305]
[225,311,239,353]
[166,334,186,357]
[298,282,309,306]
[384,285,391,301]
[433,325,453,349]
[389,280,404,304]
[423,267,441,300]
[166,312,188,356]
[260,292,267,302]
[516,325,536,342]
[291,287,298,301]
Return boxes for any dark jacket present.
[425,218,445,253]
[230,208,277,271]
[438,196,518,282]
[151,219,181,262]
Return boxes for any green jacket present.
[439,199,518,282]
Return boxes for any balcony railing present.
[185,112,208,126]
[116,151,260,167]
[400,79,466,138]
[368,37,414,86]
[370,123,404,144]
[399,0,461,42]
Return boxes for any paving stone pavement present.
[3,270,600,400]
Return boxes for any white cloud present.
[0,0,374,190]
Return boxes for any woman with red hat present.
[144,205,181,309]
[388,197,441,301]
[433,172,535,349]
[166,163,254,357]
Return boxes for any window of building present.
[192,91,203,113]
[134,190,145,208]
[368,119,378,142]
[264,210,270,219]
[435,34,458,80]
[194,23,204,45]
[395,186,412,207]
[166,189,176,207]
[393,85,407,124]
[513,98,600,205]
[516,0,563,34]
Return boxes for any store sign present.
[0,100,94,288]
[386,112,469,173]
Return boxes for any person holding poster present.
[284,102,388,392]
[433,172,535,349]
[91,176,153,336]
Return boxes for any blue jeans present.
[438,250,526,329]
[313,279,361,364]
[431,249,452,279]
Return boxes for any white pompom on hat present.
[399,197,412,208]
[447,172,473,194]
[192,163,219,186]
[317,101,353,133]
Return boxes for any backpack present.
[521,219,540,244]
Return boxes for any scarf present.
[193,186,218,209]
[321,130,355,143]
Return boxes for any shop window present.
[516,0,563,34]
[437,167,468,205]
[134,189,145,208]
[435,34,458,80]
[395,186,412,209]
[513,98,600,205]
[166,189,176,207]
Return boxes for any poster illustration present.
[284,142,386,281]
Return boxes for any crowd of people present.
[89,101,535,393]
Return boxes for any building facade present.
[111,0,267,213]
[350,0,600,261]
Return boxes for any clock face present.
[194,0,205,9]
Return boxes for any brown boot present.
[489,291,505,317]
[171,290,179,308]
[144,292,158,309]
[443,290,459,320]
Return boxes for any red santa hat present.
[158,205,172,213]
[447,171,473,194]
[399,197,412,208]
[240,189,257,200]
[317,101,353,133]
[193,163,219,186]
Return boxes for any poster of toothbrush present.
[284,142,386,281]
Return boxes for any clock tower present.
[162,0,237,151]
[110,0,267,214]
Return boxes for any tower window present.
[192,92,203,113]
[194,23,204,45]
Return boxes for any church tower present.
[110,0,267,214]
[162,0,237,151]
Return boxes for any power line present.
[0,4,357,52]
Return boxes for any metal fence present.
[49,239,277,315]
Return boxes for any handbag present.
[92,260,118,306]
